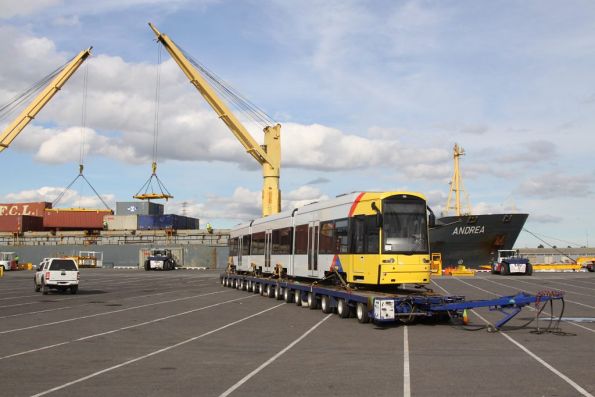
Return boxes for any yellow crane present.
[148,23,281,217]
[0,48,92,153]
[445,143,472,216]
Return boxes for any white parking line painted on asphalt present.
[0,295,256,361]
[0,306,74,320]
[218,313,333,397]
[504,278,595,309]
[0,290,227,334]
[0,281,215,310]
[431,280,594,397]
[478,278,595,335]
[403,326,411,397]
[29,303,286,397]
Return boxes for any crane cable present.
[53,61,110,210]
[173,40,276,129]
[134,42,172,200]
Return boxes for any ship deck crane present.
[148,23,281,217]
[0,48,92,153]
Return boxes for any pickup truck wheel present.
[70,285,78,294]
[42,280,49,295]
[34,280,41,292]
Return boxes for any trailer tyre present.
[337,299,350,318]
[356,302,370,323]
[307,292,318,310]
[321,295,333,313]
[266,285,275,298]
[275,286,283,300]
[294,290,302,306]
[283,288,293,303]
[500,263,509,275]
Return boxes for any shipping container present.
[137,214,197,230]
[43,209,113,230]
[104,215,138,230]
[0,215,44,232]
[186,216,200,230]
[116,201,164,216]
[0,202,52,217]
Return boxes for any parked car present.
[34,258,79,294]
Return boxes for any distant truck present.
[144,248,177,271]
[492,250,532,275]
[0,252,17,271]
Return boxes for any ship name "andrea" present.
[452,225,485,235]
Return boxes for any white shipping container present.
[104,215,138,230]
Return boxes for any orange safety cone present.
[462,309,469,325]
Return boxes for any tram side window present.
[319,221,335,254]
[242,235,250,256]
[229,237,239,256]
[335,219,349,253]
[251,232,265,255]
[294,224,308,254]
[272,227,292,254]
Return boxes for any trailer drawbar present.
[220,273,566,332]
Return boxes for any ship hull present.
[430,213,528,268]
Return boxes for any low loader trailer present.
[220,273,565,331]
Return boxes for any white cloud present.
[519,173,594,199]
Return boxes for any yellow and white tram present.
[228,191,432,286]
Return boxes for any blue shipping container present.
[137,214,197,230]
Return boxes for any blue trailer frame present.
[220,273,564,330]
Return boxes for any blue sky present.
[0,0,594,248]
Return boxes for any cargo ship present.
[429,144,528,268]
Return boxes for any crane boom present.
[0,47,92,153]
[148,23,281,217]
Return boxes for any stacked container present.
[116,201,164,216]
[0,215,44,232]
[0,202,52,217]
[43,209,113,230]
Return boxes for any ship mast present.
[445,143,471,216]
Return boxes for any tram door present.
[307,221,319,276]
[238,236,243,268]
[264,230,272,270]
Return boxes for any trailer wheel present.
[266,285,275,298]
[307,292,318,310]
[252,282,259,293]
[275,286,283,300]
[337,299,350,318]
[356,303,370,323]
[259,283,265,295]
[294,290,302,306]
[284,288,293,303]
[500,263,509,276]
[321,295,333,313]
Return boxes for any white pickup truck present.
[34,258,79,294]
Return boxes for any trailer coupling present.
[428,290,565,330]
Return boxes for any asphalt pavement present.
[0,269,593,397]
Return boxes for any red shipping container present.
[0,215,45,232]
[43,209,113,230]
[0,202,52,217]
